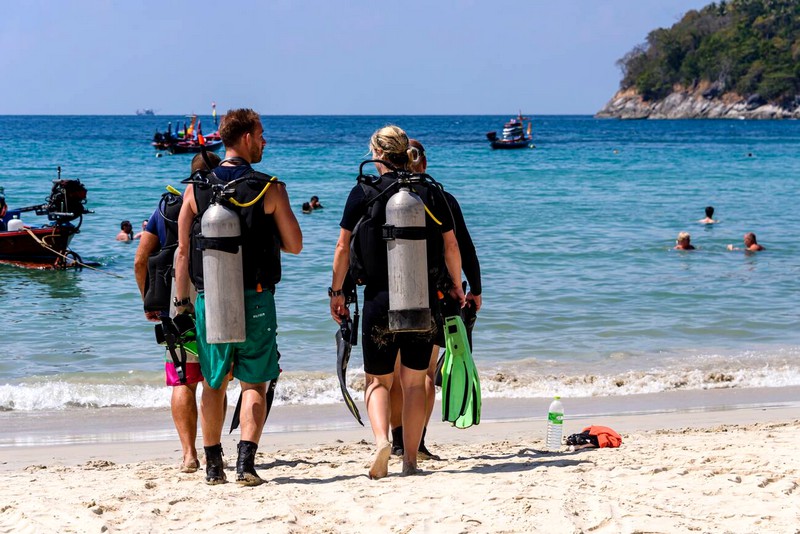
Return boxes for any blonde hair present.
[369,125,413,168]
[677,231,691,242]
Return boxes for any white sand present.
[1,396,799,533]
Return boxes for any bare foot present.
[180,458,200,473]
[401,461,421,476]
[368,440,391,480]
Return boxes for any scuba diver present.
[329,125,465,479]
[134,152,221,473]
[174,108,302,486]
[388,139,482,458]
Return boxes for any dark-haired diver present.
[134,152,221,473]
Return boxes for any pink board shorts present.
[165,362,204,386]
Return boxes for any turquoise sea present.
[1,115,799,413]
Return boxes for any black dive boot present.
[418,427,441,461]
[204,444,227,485]
[236,440,264,486]
[391,426,404,456]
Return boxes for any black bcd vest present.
[349,173,449,292]
[143,192,183,313]
[189,168,282,292]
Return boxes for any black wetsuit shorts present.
[361,287,434,375]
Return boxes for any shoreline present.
[3,385,798,469]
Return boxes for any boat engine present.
[35,175,91,225]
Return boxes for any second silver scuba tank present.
[201,202,246,343]
[384,187,431,332]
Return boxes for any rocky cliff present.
[596,85,800,120]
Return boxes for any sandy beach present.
[1,389,799,533]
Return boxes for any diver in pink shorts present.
[134,152,220,472]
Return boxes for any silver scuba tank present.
[201,202,246,343]
[384,187,431,332]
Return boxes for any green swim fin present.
[441,315,473,423]
[454,350,481,429]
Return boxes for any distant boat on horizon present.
[486,112,534,149]
[136,109,155,116]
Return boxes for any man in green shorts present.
[174,108,302,486]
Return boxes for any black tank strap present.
[381,225,427,240]
[195,235,241,254]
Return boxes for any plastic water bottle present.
[546,396,564,451]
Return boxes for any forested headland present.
[597,0,800,119]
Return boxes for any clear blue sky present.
[0,0,710,115]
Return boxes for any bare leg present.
[400,362,427,475]
[238,381,267,444]
[364,372,393,479]
[200,376,230,447]
[171,383,199,470]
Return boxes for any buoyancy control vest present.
[189,166,282,293]
[143,191,183,313]
[349,172,449,295]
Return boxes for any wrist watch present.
[173,296,191,307]
[328,287,343,297]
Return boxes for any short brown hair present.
[190,152,221,173]
[219,108,261,146]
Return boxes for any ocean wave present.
[3,355,800,411]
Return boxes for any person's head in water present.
[369,125,413,171]
[408,139,427,174]
[117,220,133,241]
[190,151,221,173]
[743,232,764,250]
[219,108,265,164]
[309,195,323,209]
[301,202,312,214]
[675,231,695,250]
[705,206,714,218]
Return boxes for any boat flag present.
[212,101,217,126]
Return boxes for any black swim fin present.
[336,315,364,426]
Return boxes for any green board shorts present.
[195,289,280,389]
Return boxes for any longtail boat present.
[0,168,93,269]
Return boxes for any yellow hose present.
[424,204,442,226]
[228,176,278,208]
